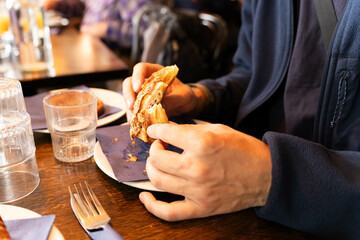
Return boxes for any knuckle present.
[212,123,227,130]
[196,131,217,152]
[149,174,162,189]
[147,154,156,164]
[191,163,210,180]
[147,151,160,167]
[178,156,191,171]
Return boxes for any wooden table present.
[5,28,129,96]
[8,125,308,240]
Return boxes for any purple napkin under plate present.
[25,85,122,130]
[96,124,151,182]
[4,215,55,240]
[95,116,195,183]
[24,91,49,130]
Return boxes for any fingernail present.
[126,99,132,108]
[147,125,153,135]
[133,83,140,92]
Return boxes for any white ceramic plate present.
[0,204,64,240]
[93,141,161,192]
[92,88,126,127]
[35,88,126,133]
[93,119,209,191]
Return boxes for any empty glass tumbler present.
[0,77,26,112]
[0,77,39,203]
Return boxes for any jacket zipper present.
[330,71,348,128]
[313,0,350,144]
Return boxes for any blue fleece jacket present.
[198,0,360,238]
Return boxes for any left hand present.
[139,123,272,221]
[123,63,207,122]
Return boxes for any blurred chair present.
[131,3,228,80]
[131,4,176,66]
[198,12,228,74]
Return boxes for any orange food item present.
[97,97,104,116]
[0,216,10,240]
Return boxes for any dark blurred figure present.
[45,0,161,52]
[44,0,85,19]
[80,0,162,52]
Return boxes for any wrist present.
[257,145,272,206]
[187,83,213,117]
[192,87,208,113]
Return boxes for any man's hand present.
[139,123,272,221]
[123,63,207,122]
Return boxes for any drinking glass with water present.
[43,89,98,162]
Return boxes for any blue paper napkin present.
[4,215,55,240]
[88,223,124,240]
[95,116,195,183]
[25,85,122,130]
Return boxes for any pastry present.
[130,65,179,143]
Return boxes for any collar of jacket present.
[236,0,293,125]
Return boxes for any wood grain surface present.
[9,131,307,240]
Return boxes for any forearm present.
[257,131,360,238]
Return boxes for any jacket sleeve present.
[256,131,360,239]
[197,0,255,126]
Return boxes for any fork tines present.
[69,182,125,238]
[69,181,110,229]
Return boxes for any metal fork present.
[69,182,124,239]
[69,181,110,230]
